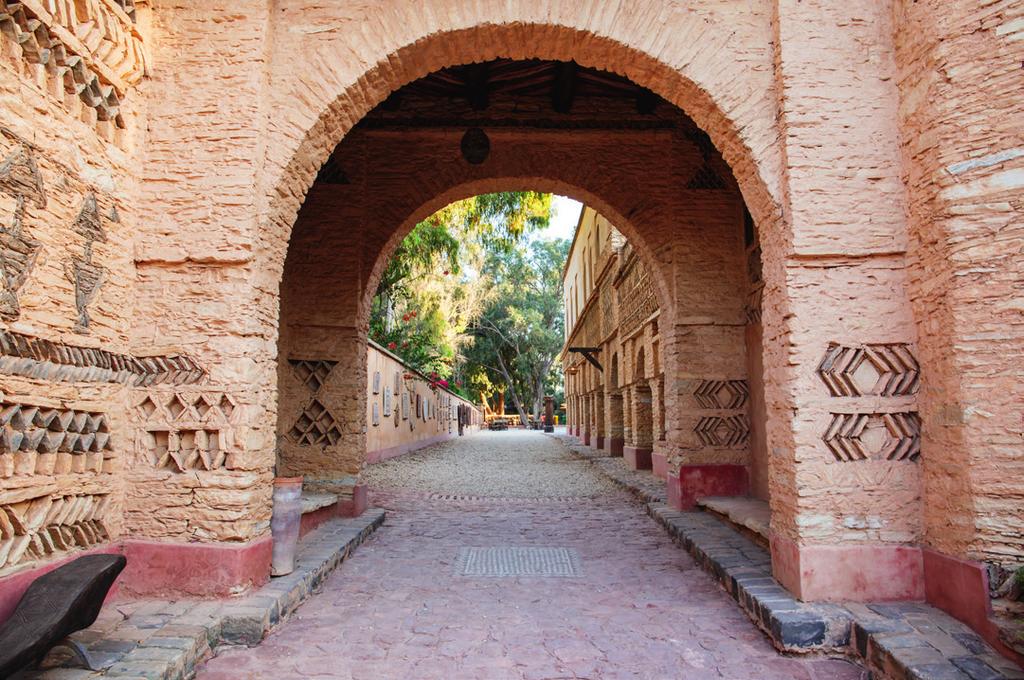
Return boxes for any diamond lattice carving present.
[288,399,342,446]
[817,344,920,397]
[289,359,337,394]
[822,412,921,462]
[134,390,236,472]
[693,380,748,409]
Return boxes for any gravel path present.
[360,429,618,498]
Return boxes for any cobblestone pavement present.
[198,431,865,679]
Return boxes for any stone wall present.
[0,0,146,573]
[365,342,481,463]
[894,0,1024,571]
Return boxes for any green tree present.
[370,192,551,379]
[466,238,569,425]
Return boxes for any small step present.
[301,492,338,514]
[698,496,770,548]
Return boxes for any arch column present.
[605,391,625,456]
[624,382,654,470]
[592,387,606,450]
[765,0,923,603]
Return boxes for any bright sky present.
[543,195,583,242]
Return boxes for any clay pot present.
[270,476,303,576]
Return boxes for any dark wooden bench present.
[0,553,126,676]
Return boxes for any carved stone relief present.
[823,412,921,463]
[63,193,107,332]
[693,379,749,410]
[0,492,110,573]
[0,400,114,478]
[0,0,149,129]
[0,138,45,321]
[694,415,749,448]
[135,391,236,472]
[817,343,920,398]
[817,343,921,463]
[0,328,205,385]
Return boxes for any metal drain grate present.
[454,547,582,577]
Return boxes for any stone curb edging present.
[562,439,1024,680]
[25,509,386,680]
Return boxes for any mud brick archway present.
[129,2,928,605]
[0,1,1011,658]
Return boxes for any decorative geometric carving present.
[694,379,748,409]
[817,343,920,397]
[694,415,749,448]
[0,0,149,130]
[616,258,658,338]
[64,193,106,332]
[0,328,205,385]
[0,139,45,321]
[288,399,342,447]
[0,493,110,572]
[135,390,235,472]
[0,400,113,478]
[289,359,337,394]
[822,412,921,462]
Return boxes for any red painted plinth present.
[924,548,1024,667]
[608,437,624,456]
[338,484,368,518]
[623,446,653,470]
[651,452,669,479]
[770,535,924,602]
[593,435,605,450]
[667,464,749,510]
[120,536,272,598]
[583,430,591,446]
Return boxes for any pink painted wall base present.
[623,446,653,470]
[770,535,924,602]
[651,452,669,480]
[667,464,748,510]
[120,536,273,599]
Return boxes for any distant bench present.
[0,554,126,676]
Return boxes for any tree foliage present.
[369,192,553,390]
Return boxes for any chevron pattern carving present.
[694,379,748,409]
[0,492,110,573]
[822,412,921,463]
[0,0,148,130]
[694,415,749,448]
[817,343,920,398]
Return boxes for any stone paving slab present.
[568,439,1024,679]
[16,509,385,680]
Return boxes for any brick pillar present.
[592,388,606,450]
[621,385,634,452]
[582,393,592,446]
[624,383,654,470]
[649,376,668,478]
[606,391,625,456]
[766,0,923,603]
